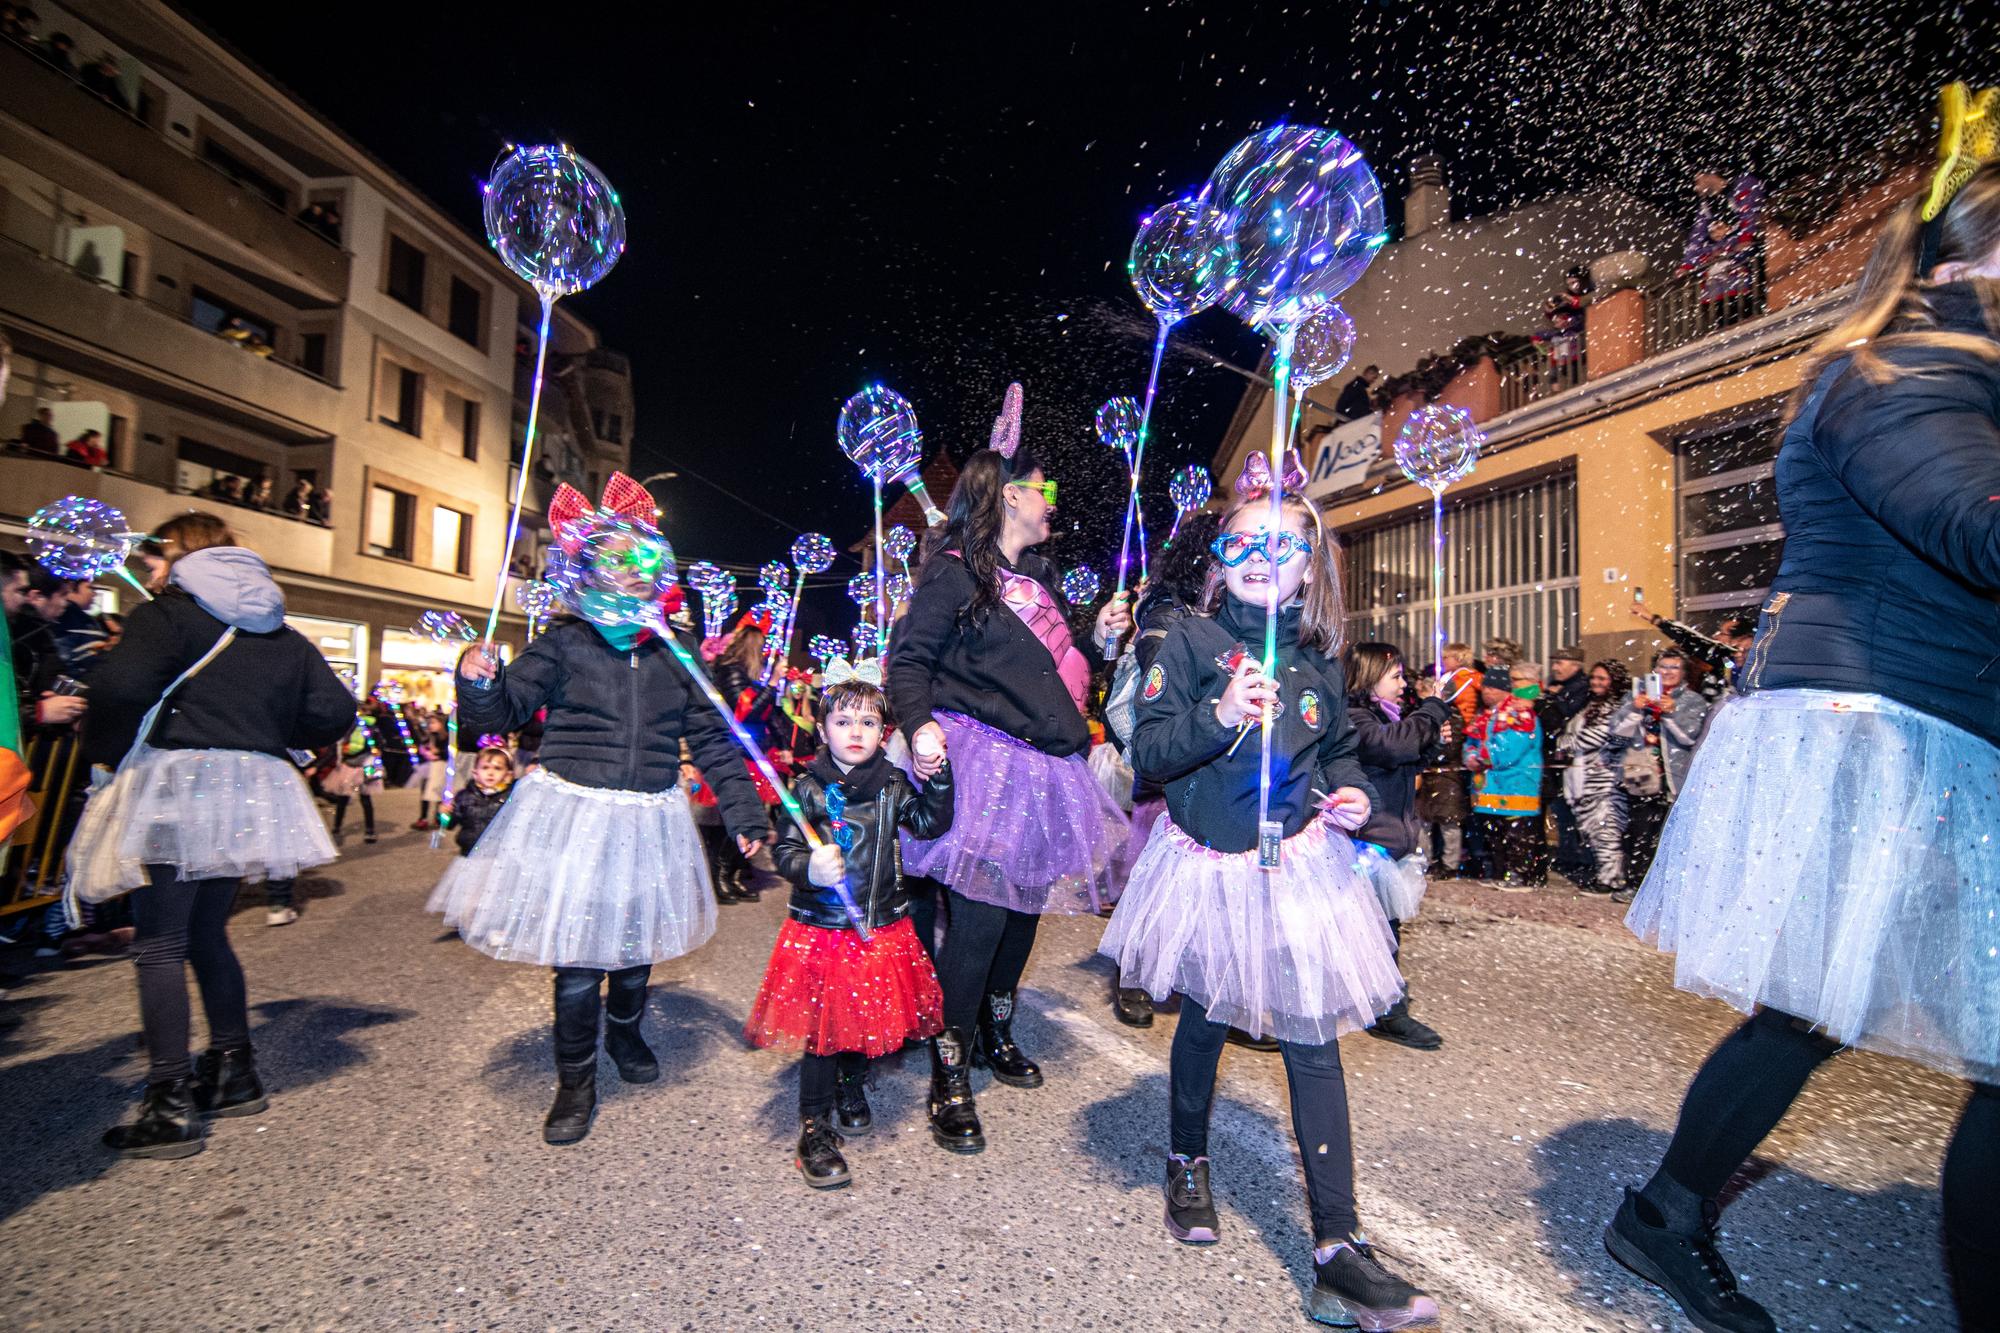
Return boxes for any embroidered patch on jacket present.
[1299,689,1322,730]
[1142,663,1166,701]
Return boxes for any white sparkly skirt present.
[65,745,336,902]
[1357,843,1429,922]
[427,768,715,970]
[1627,689,2000,1082]
[1100,813,1404,1044]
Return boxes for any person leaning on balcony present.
[20,406,60,456]
[1680,161,1766,306]
[281,477,314,518]
[63,428,107,469]
[245,477,274,510]
[1334,365,1382,421]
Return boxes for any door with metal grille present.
[1339,471,1579,669]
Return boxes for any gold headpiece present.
[1921,82,2000,224]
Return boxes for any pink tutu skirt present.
[1100,814,1404,1044]
[900,711,1128,915]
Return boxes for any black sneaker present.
[1603,1188,1776,1333]
[796,1116,850,1189]
[1225,1027,1280,1053]
[1164,1153,1219,1243]
[1367,999,1443,1051]
[1112,985,1155,1028]
[1309,1235,1440,1329]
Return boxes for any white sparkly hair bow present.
[822,657,884,689]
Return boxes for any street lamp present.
[637,470,678,520]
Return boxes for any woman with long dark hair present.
[887,389,1131,1153]
[1606,135,2000,1331]
[67,513,355,1157]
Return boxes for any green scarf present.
[592,621,649,652]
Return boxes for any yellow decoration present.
[1922,82,2000,223]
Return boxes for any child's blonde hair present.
[1199,491,1345,655]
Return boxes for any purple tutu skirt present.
[1114,797,1169,888]
[900,711,1129,915]
[1100,814,1404,1044]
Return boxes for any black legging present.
[934,887,1039,1034]
[1645,1007,1999,1324]
[1171,996,1358,1243]
[330,793,374,836]
[798,1051,868,1118]
[129,866,249,1083]
[551,964,650,1064]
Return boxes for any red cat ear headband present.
[546,471,659,555]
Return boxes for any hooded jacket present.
[1346,694,1453,857]
[773,749,954,931]
[84,547,355,766]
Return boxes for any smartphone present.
[50,675,88,697]
[1643,671,1663,699]
[1633,585,1643,601]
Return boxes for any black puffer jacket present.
[452,782,512,854]
[1746,283,2000,747]
[773,751,954,930]
[84,561,354,767]
[1346,695,1453,858]
[456,620,766,842]
[1122,590,1195,805]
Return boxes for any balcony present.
[0,453,335,579]
[0,235,340,444]
[0,38,349,301]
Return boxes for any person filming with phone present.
[1609,649,1712,886]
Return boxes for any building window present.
[1343,472,1580,670]
[300,332,328,378]
[190,287,276,348]
[380,364,423,435]
[458,396,480,461]
[607,413,623,444]
[1675,414,1785,614]
[200,137,289,211]
[447,276,483,345]
[368,485,416,561]
[431,506,470,574]
[387,236,427,312]
[175,437,265,495]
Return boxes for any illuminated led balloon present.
[1062,566,1101,606]
[335,665,361,696]
[1129,197,1227,324]
[846,571,877,607]
[374,679,407,707]
[1291,304,1358,389]
[885,572,912,608]
[548,514,679,628]
[883,525,916,566]
[1169,465,1212,513]
[1095,396,1142,454]
[809,634,844,667]
[1207,125,1387,330]
[790,532,836,574]
[1394,404,1484,493]
[27,496,136,580]
[758,561,789,593]
[850,624,875,660]
[414,610,477,644]
[836,384,924,483]
[481,144,625,298]
[515,580,559,626]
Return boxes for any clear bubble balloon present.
[758,561,789,594]
[374,679,407,707]
[1169,465,1213,513]
[850,624,875,659]
[790,533,836,574]
[809,634,844,666]
[684,562,729,600]
[1393,404,1484,493]
[1291,304,1358,389]
[1062,566,1101,606]
[548,515,678,628]
[836,384,924,483]
[482,144,625,298]
[28,496,136,580]
[515,580,559,624]
[1095,396,1141,453]
[883,525,916,565]
[414,610,477,644]
[885,572,912,607]
[847,571,877,606]
[1207,124,1387,331]
[1129,197,1227,324]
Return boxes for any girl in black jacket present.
[885,396,1130,1154]
[67,514,355,1159]
[1608,145,2000,1333]
[449,746,515,855]
[1343,642,1455,1051]
[431,475,767,1146]
[1099,468,1435,1329]
[744,670,953,1189]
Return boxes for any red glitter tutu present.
[744,917,944,1057]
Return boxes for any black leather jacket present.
[774,751,954,931]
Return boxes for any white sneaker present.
[266,907,300,927]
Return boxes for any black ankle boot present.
[603,1008,659,1083]
[103,1078,205,1159]
[1112,980,1155,1028]
[834,1063,872,1135]
[192,1045,268,1118]
[543,1058,597,1145]
[1367,995,1444,1051]
[927,1028,984,1153]
[973,991,1043,1088]
[1604,1188,1776,1333]
[796,1116,850,1188]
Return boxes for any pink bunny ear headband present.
[990,382,1024,462]
[1231,450,1324,536]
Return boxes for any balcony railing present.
[1643,264,1769,358]
[1496,337,1589,414]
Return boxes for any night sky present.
[187,0,1997,613]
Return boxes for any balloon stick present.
[483,292,554,648]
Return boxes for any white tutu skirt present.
[1087,742,1135,813]
[1100,813,1404,1044]
[427,768,715,970]
[1357,844,1429,922]
[66,746,336,902]
[1628,689,2000,1082]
